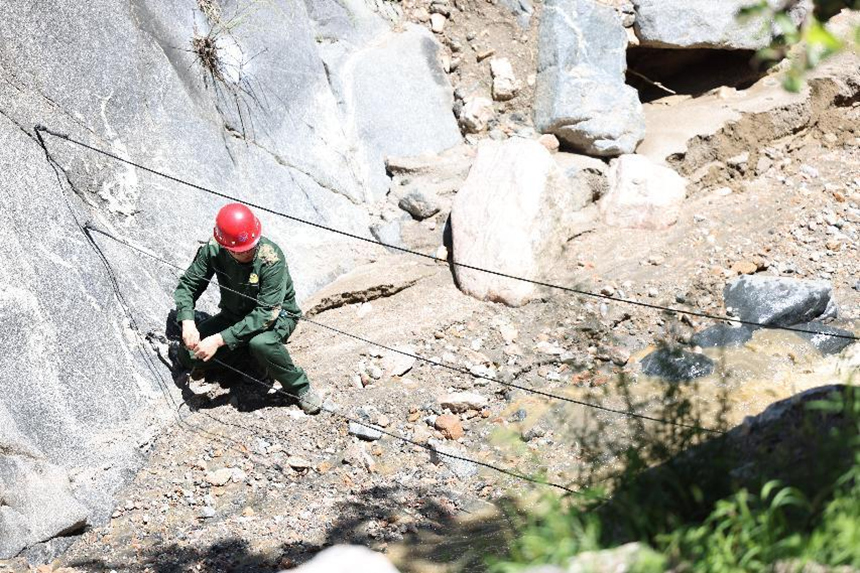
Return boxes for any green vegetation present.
[743,0,860,91]
[490,385,860,572]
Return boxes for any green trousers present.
[178,312,310,396]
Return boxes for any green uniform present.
[173,237,310,396]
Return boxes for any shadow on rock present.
[65,484,512,573]
[162,311,299,415]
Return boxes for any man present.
[173,203,321,415]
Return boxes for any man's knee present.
[248,333,275,358]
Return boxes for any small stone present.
[434,414,465,440]
[242,507,255,517]
[200,507,216,519]
[824,132,838,144]
[731,260,758,275]
[498,323,518,344]
[287,456,312,470]
[205,469,233,487]
[476,49,496,62]
[367,364,383,380]
[414,7,431,22]
[522,425,547,441]
[376,414,391,428]
[825,240,842,251]
[800,164,820,179]
[755,156,773,175]
[399,189,440,220]
[459,97,494,133]
[430,13,447,33]
[439,392,489,413]
[381,347,417,376]
[349,422,383,441]
[538,133,560,153]
[490,57,520,101]
[407,411,421,423]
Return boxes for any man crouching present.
[173,202,321,415]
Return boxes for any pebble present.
[476,49,496,62]
[287,456,312,470]
[434,414,465,440]
[439,392,489,413]
[349,422,383,441]
[206,468,233,487]
[367,364,384,380]
[800,164,820,178]
[538,134,560,153]
[430,13,447,32]
[200,507,216,519]
[731,260,758,275]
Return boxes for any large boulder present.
[450,138,587,306]
[286,545,401,573]
[599,154,687,229]
[632,0,812,50]
[724,276,837,327]
[307,2,462,200]
[0,407,88,559]
[535,0,645,156]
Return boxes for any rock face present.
[724,276,837,327]
[451,138,587,306]
[535,0,645,156]
[0,407,89,559]
[286,545,401,573]
[633,0,811,50]
[600,154,688,229]
[0,0,455,555]
[309,3,462,200]
[640,349,715,382]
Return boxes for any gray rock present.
[499,0,535,29]
[286,544,401,573]
[0,408,88,559]
[439,392,489,413]
[792,321,856,356]
[633,0,812,50]
[370,220,406,251]
[321,22,462,200]
[428,439,478,479]
[535,0,645,156]
[349,422,383,441]
[399,189,441,220]
[724,276,837,327]
[640,349,715,383]
[691,325,756,348]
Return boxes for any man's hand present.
[194,334,225,362]
[182,320,200,350]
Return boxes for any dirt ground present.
[5,4,860,573]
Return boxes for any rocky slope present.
[2,0,860,569]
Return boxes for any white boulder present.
[451,138,586,306]
[599,154,687,229]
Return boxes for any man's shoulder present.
[201,238,222,256]
[257,237,284,267]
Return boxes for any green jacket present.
[174,237,302,349]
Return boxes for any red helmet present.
[213,203,261,252]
